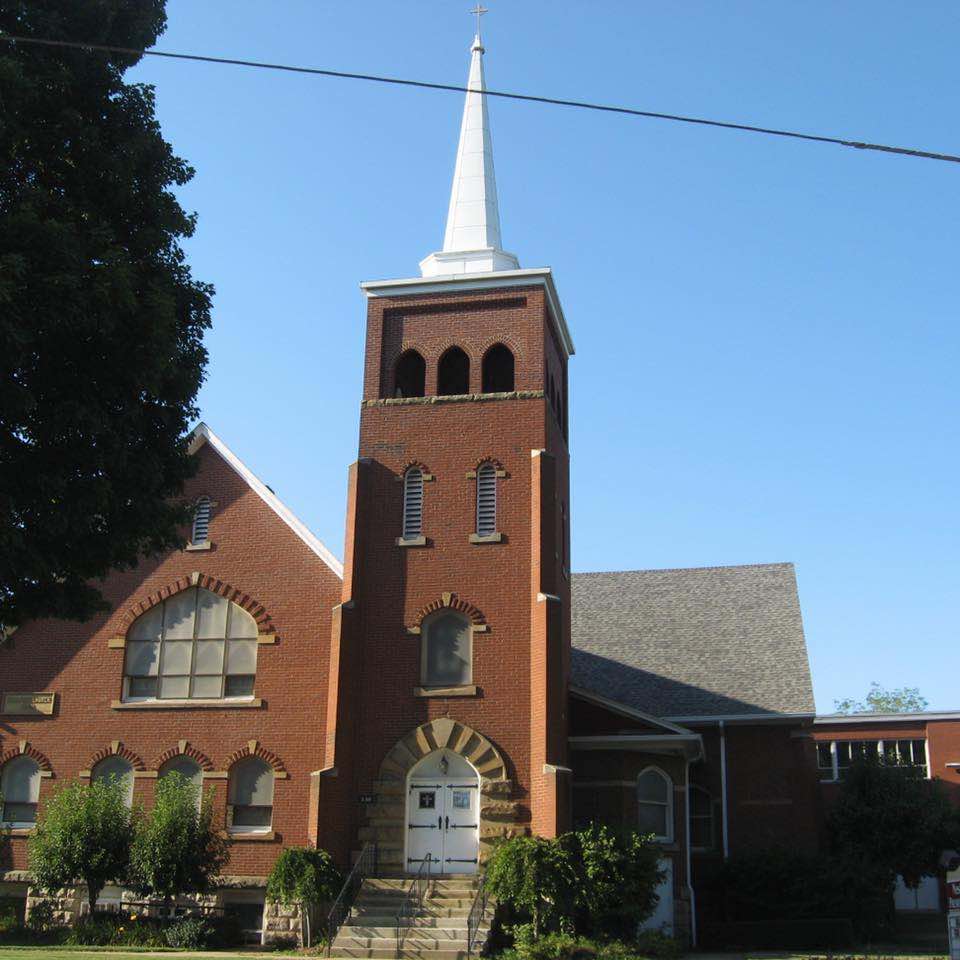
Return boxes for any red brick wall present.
[0,443,342,878]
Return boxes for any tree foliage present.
[29,778,134,913]
[0,0,213,628]
[128,772,229,906]
[834,682,928,715]
[266,847,342,947]
[485,827,663,940]
[827,756,960,889]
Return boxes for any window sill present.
[185,541,212,552]
[469,532,502,544]
[396,536,427,547]
[414,684,478,698]
[112,698,263,710]
[228,830,276,842]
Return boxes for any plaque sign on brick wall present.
[1,692,56,716]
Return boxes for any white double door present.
[407,778,479,874]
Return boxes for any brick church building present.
[2,31,958,946]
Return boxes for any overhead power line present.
[2,33,958,166]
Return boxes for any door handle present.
[445,815,449,830]
[438,815,442,830]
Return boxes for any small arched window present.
[191,496,211,545]
[92,756,134,808]
[689,785,714,850]
[123,586,259,702]
[421,611,472,688]
[482,344,515,393]
[159,756,203,810]
[438,346,470,396]
[395,350,426,398]
[402,467,424,541]
[637,767,672,841]
[1,756,41,826]
[229,757,274,832]
[476,463,497,537]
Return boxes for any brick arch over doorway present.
[359,718,527,872]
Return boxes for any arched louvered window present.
[191,497,211,544]
[402,467,424,540]
[476,463,497,537]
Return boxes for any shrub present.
[26,899,55,932]
[496,932,681,960]
[164,914,213,949]
[266,846,342,947]
[64,911,166,947]
[630,929,683,959]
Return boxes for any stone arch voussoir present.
[378,719,507,783]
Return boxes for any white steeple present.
[419,30,520,278]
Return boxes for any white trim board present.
[188,422,344,579]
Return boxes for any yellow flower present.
[130,914,137,920]
[118,926,125,933]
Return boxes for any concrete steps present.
[328,875,491,960]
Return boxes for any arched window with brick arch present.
[395,350,426,398]
[228,757,274,833]
[159,756,203,810]
[637,766,673,842]
[437,346,470,396]
[123,587,259,703]
[1,756,41,827]
[482,343,515,393]
[92,756,135,808]
[421,610,472,688]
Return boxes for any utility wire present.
[2,33,958,166]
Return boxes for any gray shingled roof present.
[571,563,815,719]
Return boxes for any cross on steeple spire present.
[419,14,520,278]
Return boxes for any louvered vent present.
[402,468,423,540]
[476,463,497,536]
[192,497,211,544]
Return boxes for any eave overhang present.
[569,733,703,762]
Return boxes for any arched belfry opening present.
[406,750,480,874]
[482,343,514,393]
[437,347,470,396]
[395,350,426,398]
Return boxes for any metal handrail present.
[466,876,489,956]
[326,841,378,954]
[395,854,433,958]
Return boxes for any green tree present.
[834,682,928,714]
[29,778,135,914]
[0,1,213,629]
[265,847,342,947]
[828,756,960,893]
[128,772,230,914]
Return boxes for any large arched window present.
[476,463,497,537]
[637,767,672,842]
[229,757,274,833]
[123,587,258,702]
[1,756,41,827]
[395,350,426,398]
[437,347,470,396]
[402,467,424,541]
[92,756,134,808]
[689,785,714,850]
[160,756,203,810]
[421,611,472,688]
[482,344,515,393]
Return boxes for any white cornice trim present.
[569,685,694,736]
[814,711,960,725]
[665,712,814,725]
[360,268,575,358]
[188,423,344,579]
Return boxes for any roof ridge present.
[573,561,795,577]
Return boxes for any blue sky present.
[131,1,959,712]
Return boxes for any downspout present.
[685,758,698,947]
[719,719,730,860]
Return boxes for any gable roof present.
[571,562,815,720]
[188,423,343,579]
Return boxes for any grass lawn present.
[0,950,291,959]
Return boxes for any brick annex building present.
[2,32,959,946]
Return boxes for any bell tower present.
[319,25,574,873]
